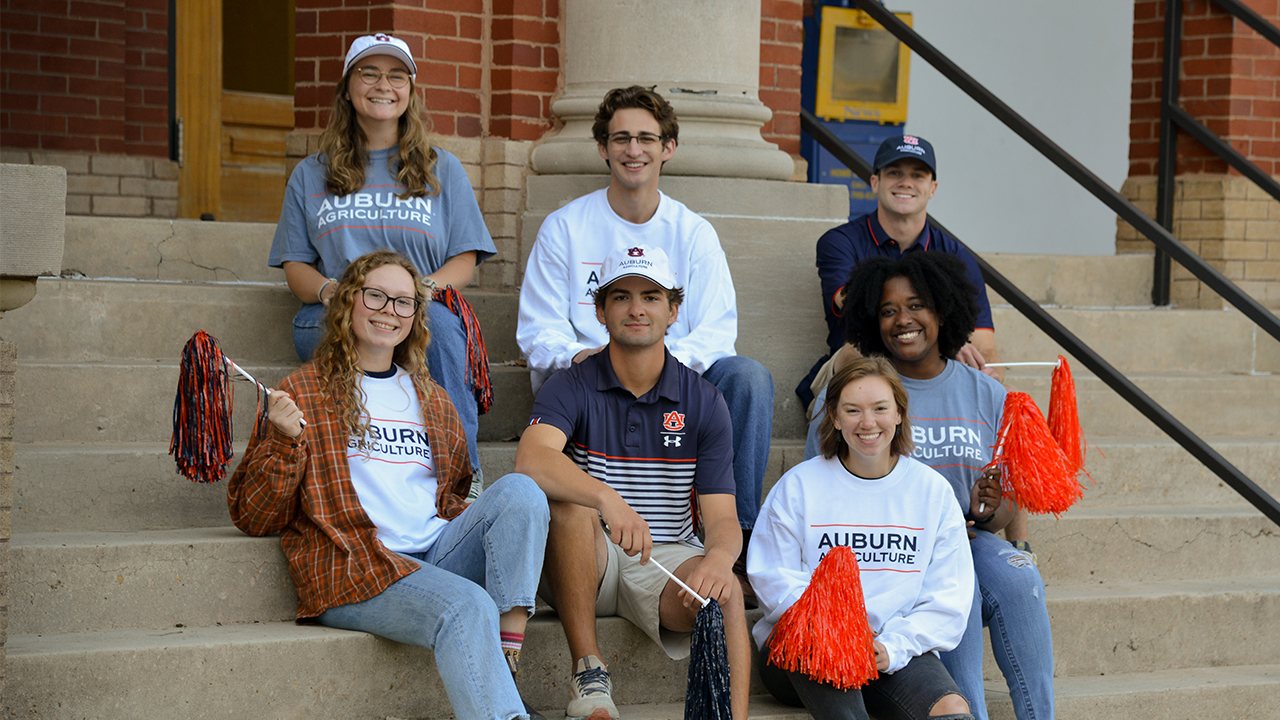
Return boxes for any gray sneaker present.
[565,655,619,720]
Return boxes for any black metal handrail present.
[848,0,1280,347]
[801,41,1279,526]
[1155,0,1280,304]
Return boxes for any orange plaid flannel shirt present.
[227,362,474,620]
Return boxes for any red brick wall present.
[1130,0,1280,176]
[6,1,802,157]
[760,0,803,157]
[490,0,558,141]
[0,0,167,157]
[123,0,169,156]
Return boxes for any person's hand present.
[572,346,605,364]
[955,341,990,375]
[267,390,305,439]
[681,555,736,610]
[599,495,652,563]
[873,639,889,672]
[971,466,1002,522]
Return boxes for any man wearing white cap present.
[517,86,774,610]
[516,244,750,720]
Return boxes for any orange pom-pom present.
[768,546,879,690]
[1047,356,1087,477]
[988,391,1083,516]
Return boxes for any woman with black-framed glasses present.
[230,250,548,720]
[268,33,496,482]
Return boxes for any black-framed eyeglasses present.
[354,67,412,88]
[607,132,665,148]
[360,287,420,317]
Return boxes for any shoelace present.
[573,667,610,695]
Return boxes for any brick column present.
[1120,0,1280,308]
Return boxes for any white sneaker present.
[565,655,619,720]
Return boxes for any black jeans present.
[759,636,974,720]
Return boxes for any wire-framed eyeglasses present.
[354,67,412,88]
[607,132,665,148]
[360,287,421,317]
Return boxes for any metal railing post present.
[1154,0,1182,306]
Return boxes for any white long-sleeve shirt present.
[747,454,974,674]
[517,189,738,383]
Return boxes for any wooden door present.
[175,0,294,221]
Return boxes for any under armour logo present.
[628,247,644,257]
[663,435,682,447]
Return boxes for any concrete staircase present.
[2,213,1279,719]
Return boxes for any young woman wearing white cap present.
[269,33,496,480]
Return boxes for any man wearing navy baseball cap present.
[800,133,1002,411]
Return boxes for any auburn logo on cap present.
[375,33,392,41]
[628,247,645,257]
[903,136,918,145]
[662,411,685,431]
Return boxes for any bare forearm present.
[283,261,332,305]
[427,251,477,290]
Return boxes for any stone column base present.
[1118,174,1280,308]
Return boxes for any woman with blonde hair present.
[230,251,547,720]
[269,34,495,478]
[748,357,977,720]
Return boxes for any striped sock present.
[501,631,524,674]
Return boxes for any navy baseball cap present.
[873,135,937,176]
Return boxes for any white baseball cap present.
[344,34,418,77]
[597,245,678,292]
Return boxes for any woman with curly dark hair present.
[804,252,1055,720]
[268,34,496,479]
[229,251,548,720]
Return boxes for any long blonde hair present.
[314,251,433,441]
[318,66,441,199]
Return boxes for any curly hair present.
[842,252,979,362]
[591,86,679,147]
[318,66,441,200]
[817,356,914,461]
[313,251,432,442]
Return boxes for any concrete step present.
[1027,504,1280,585]
[15,435,1279,534]
[61,217,281,283]
[1042,577,1280,677]
[1,616,747,718]
[1002,371,1280,439]
[992,305,1280,375]
[1022,664,1280,720]
[14,524,1278,671]
[10,528,296,636]
[7,599,1278,719]
[0,278,523,366]
[983,253,1155,308]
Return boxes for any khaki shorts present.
[540,540,705,660]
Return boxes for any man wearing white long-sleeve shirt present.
[517,86,773,602]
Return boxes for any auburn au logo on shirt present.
[662,411,685,431]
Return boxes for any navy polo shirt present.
[528,347,736,545]
[815,211,994,355]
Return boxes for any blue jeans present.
[317,473,549,720]
[293,301,482,480]
[940,530,1055,720]
[701,355,773,529]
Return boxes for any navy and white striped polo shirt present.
[528,347,736,545]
